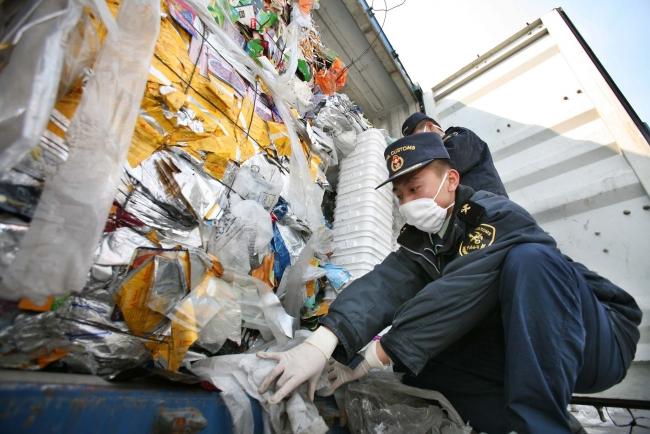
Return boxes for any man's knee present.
[499,243,576,302]
[502,243,559,272]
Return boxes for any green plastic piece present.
[257,10,278,31]
[297,59,312,81]
[247,38,264,58]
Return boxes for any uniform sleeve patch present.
[457,200,485,227]
[459,223,496,256]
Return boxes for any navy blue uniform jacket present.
[320,185,641,375]
[444,127,507,197]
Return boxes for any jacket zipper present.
[402,245,441,275]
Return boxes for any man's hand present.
[319,358,370,396]
[257,327,338,403]
[257,341,328,403]
[319,339,391,396]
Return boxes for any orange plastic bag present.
[298,0,314,15]
[315,69,335,95]
[315,58,348,95]
[331,58,348,90]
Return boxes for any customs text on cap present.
[376,132,450,189]
[401,112,441,136]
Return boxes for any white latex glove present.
[319,358,370,397]
[257,327,338,403]
[319,340,389,396]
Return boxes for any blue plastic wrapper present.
[322,263,350,290]
[271,224,291,283]
[270,198,292,282]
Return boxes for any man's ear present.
[447,169,460,192]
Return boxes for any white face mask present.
[398,172,454,234]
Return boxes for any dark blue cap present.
[401,112,441,136]
[376,132,450,188]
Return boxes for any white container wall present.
[430,9,650,361]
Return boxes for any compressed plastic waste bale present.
[0,0,368,396]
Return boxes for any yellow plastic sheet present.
[251,253,275,288]
[162,88,186,112]
[146,320,198,372]
[127,116,164,167]
[206,76,239,118]
[116,258,165,335]
[268,121,290,156]
[235,94,270,153]
[309,154,321,182]
[154,17,194,83]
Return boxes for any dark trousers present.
[402,243,626,434]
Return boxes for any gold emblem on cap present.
[460,204,471,215]
[390,155,404,172]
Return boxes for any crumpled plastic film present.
[147,255,188,315]
[169,270,238,333]
[198,297,242,353]
[227,270,295,343]
[160,148,228,220]
[1,0,160,301]
[195,269,290,352]
[112,246,214,373]
[312,93,371,159]
[306,124,337,169]
[0,0,82,173]
[0,287,150,379]
[0,0,119,174]
[230,154,285,211]
[206,199,273,273]
[259,287,295,345]
[120,153,198,237]
[115,257,168,336]
[94,227,157,267]
[0,220,29,276]
[191,331,329,434]
[314,108,355,157]
[58,0,118,97]
[276,237,315,318]
[344,371,473,434]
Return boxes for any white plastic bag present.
[207,199,273,273]
[169,271,240,334]
[0,0,82,173]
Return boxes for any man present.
[402,112,508,197]
[257,133,641,433]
